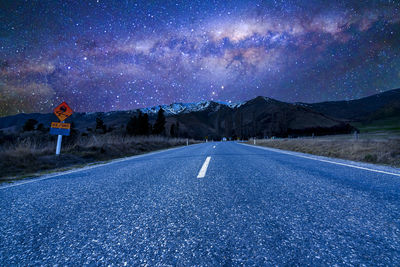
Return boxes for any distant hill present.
[171,96,353,139]
[301,88,400,121]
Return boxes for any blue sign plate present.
[50,128,70,136]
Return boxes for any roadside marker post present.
[186,138,189,146]
[56,134,62,155]
[51,102,74,156]
[354,131,359,140]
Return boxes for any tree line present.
[22,108,181,137]
[125,108,179,137]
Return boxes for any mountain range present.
[301,89,400,122]
[0,89,399,139]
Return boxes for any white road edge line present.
[240,143,400,177]
[0,144,199,190]
[197,156,211,178]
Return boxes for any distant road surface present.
[1,142,400,265]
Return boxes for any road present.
[1,142,400,265]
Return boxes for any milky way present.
[1,0,400,116]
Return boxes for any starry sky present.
[1,0,400,116]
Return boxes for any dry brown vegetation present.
[250,134,400,167]
[0,133,197,181]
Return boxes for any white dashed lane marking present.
[197,156,211,178]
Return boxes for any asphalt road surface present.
[1,142,400,265]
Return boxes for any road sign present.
[51,122,71,129]
[54,102,73,122]
[50,122,71,136]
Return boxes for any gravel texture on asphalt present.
[1,142,400,265]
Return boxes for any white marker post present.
[56,120,64,155]
[254,138,256,145]
[354,131,359,140]
[186,138,189,146]
[56,134,62,155]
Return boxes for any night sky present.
[1,0,400,116]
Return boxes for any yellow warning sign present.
[51,122,71,129]
[53,102,73,122]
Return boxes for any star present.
[0,0,399,116]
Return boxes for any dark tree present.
[36,123,45,132]
[170,123,175,137]
[70,121,78,136]
[153,109,166,135]
[137,111,150,135]
[169,122,180,137]
[137,111,143,134]
[23,119,38,132]
[175,122,180,137]
[143,113,150,135]
[96,117,107,133]
[126,116,138,135]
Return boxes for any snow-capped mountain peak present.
[139,100,242,115]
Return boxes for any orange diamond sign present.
[53,102,73,122]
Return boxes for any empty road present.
[1,142,400,265]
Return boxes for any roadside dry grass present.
[250,135,400,167]
[0,134,198,181]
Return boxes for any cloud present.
[0,82,55,116]
[1,60,56,77]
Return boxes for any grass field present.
[250,133,400,167]
[351,117,400,134]
[0,133,197,182]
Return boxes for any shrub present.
[23,119,38,132]
[364,154,378,162]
